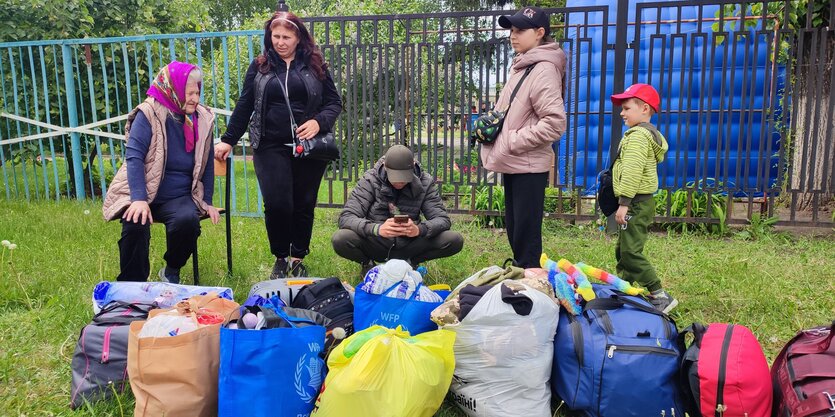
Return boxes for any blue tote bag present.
[353,282,442,335]
[218,308,326,417]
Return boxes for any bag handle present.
[240,305,319,329]
[584,294,672,321]
[276,73,302,147]
[502,64,537,116]
[92,301,156,324]
[793,392,835,417]
[380,281,424,301]
[676,322,709,349]
[788,321,835,355]
[300,277,342,298]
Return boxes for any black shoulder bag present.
[277,73,340,162]
[470,63,537,146]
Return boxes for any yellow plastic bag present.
[311,325,455,417]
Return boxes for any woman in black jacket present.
[215,11,342,278]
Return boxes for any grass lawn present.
[0,199,833,416]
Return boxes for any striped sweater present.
[612,123,668,206]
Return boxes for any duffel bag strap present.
[92,301,156,325]
[793,391,835,417]
[585,295,672,321]
[791,321,835,355]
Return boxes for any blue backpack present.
[551,285,685,417]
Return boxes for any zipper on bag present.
[715,325,735,417]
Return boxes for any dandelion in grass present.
[83,210,90,215]
[8,244,16,250]
[323,327,347,359]
[1,240,9,248]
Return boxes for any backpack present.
[679,323,773,417]
[70,301,155,409]
[551,285,684,417]
[771,321,835,417]
[290,277,354,352]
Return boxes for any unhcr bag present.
[551,285,684,417]
[218,307,327,417]
[771,321,835,417]
[353,282,441,335]
[679,323,772,417]
[311,326,456,417]
[70,301,155,409]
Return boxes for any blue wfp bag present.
[218,308,326,417]
[353,282,441,335]
[551,285,684,417]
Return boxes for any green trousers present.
[615,197,661,292]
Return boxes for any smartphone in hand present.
[393,214,409,224]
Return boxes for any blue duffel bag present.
[551,285,685,417]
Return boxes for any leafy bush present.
[468,185,505,228]
[654,179,728,235]
[735,213,779,241]
[543,187,577,214]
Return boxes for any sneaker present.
[502,258,519,268]
[649,289,679,314]
[270,258,289,280]
[158,266,180,284]
[359,261,376,278]
[288,259,307,277]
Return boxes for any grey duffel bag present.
[70,301,155,409]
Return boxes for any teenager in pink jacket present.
[481,6,567,268]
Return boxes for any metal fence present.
[1,0,833,227]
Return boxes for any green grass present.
[0,199,833,416]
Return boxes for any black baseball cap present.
[498,6,550,36]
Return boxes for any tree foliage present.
[0,0,211,42]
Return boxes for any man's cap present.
[384,145,415,183]
[611,83,660,113]
[498,7,550,36]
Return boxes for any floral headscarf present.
[146,61,201,152]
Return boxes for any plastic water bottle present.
[416,265,427,277]
[396,281,409,299]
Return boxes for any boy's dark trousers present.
[331,229,464,265]
[615,196,661,292]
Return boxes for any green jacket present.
[612,123,668,206]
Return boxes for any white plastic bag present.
[359,259,441,302]
[443,282,559,417]
[138,313,200,338]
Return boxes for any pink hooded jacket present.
[480,42,567,175]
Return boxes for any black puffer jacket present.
[338,158,451,238]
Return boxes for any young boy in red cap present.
[609,83,677,313]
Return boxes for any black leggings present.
[253,144,328,259]
[503,172,548,268]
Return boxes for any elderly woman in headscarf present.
[103,61,220,284]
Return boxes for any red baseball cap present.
[611,83,660,112]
